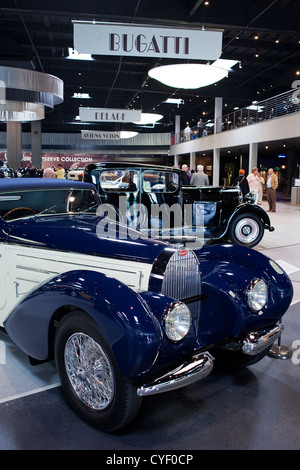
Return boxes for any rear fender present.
[4,270,162,378]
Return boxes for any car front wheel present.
[54,311,142,432]
[228,212,264,247]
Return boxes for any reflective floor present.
[0,196,299,450]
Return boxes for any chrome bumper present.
[137,353,213,397]
[242,324,284,356]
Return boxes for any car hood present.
[3,214,168,264]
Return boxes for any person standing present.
[234,169,250,201]
[190,165,209,186]
[197,118,204,138]
[266,168,278,212]
[183,123,192,141]
[55,163,65,179]
[257,171,265,204]
[247,167,259,204]
[43,167,55,178]
[181,164,191,185]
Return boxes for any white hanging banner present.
[81,130,121,140]
[73,21,223,60]
[79,107,142,123]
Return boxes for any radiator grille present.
[161,249,201,301]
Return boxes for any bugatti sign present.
[73,21,223,60]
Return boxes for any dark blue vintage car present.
[0,178,293,431]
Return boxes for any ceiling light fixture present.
[133,113,163,125]
[67,48,94,61]
[120,131,138,139]
[164,98,185,106]
[72,92,91,99]
[148,59,238,89]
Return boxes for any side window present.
[100,170,138,192]
[143,171,179,193]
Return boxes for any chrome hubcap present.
[235,218,259,243]
[64,332,114,410]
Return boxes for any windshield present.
[0,188,100,221]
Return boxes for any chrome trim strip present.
[242,324,284,355]
[137,353,213,397]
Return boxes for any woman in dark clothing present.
[234,169,250,201]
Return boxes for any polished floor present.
[0,195,299,450]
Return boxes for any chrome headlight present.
[247,278,268,312]
[163,302,191,342]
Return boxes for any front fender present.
[4,270,163,378]
[227,203,273,230]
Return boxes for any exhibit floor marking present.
[0,382,61,405]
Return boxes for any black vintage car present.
[84,162,274,247]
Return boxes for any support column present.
[6,121,22,169]
[189,152,196,171]
[213,148,220,186]
[175,115,180,144]
[31,120,42,169]
[173,154,179,168]
[249,142,258,173]
[214,97,223,134]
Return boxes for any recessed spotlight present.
[254,34,259,40]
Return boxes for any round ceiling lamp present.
[0,66,63,121]
[148,60,238,89]
[120,131,138,138]
[133,113,163,125]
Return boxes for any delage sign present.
[73,21,222,60]
[79,107,142,123]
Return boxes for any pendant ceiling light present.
[0,66,63,121]
[120,131,138,138]
[148,59,239,89]
[133,113,163,125]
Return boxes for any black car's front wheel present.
[228,212,264,247]
[55,311,142,432]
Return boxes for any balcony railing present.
[174,88,300,144]
[218,88,300,132]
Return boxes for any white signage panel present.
[81,130,121,140]
[73,22,222,60]
[79,107,142,123]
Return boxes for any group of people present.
[182,118,208,141]
[43,164,65,179]
[181,163,278,212]
[235,167,278,212]
[181,164,209,186]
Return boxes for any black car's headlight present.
[163,302,191,342]
[246,278,268,312]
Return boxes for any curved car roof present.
[85,161,182,173]
[0,178,95,192]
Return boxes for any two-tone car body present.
[0,178,292,431]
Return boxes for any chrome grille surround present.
[161,249,201,300]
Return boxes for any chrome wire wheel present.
[234,218,260,244]
[64,332,114,410]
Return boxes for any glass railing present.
[174,87,300,144]
[217,88,300,132]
